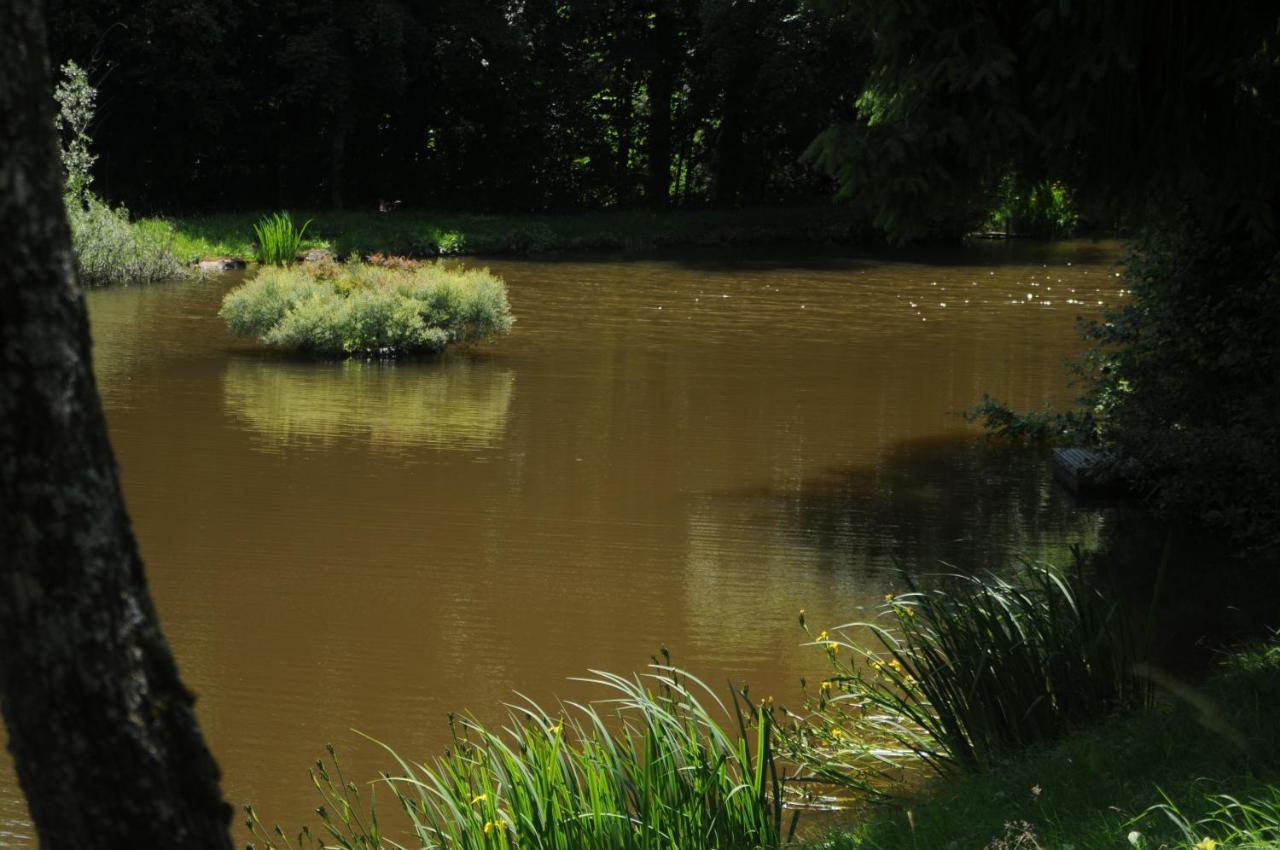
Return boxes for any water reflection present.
[681,436,1105,659]
[222,357,515,452]
[773,436,1103,571]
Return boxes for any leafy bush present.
[54,60,186,286]
[67,196,186,286]
[1081,219,1280,549]
[253,211,311,266]
[53,60,96,206]
[986,177,1081,238]
[972,214,1279,551]
[245,662,796,850]
[220,262,513,356]
[799,561,1148,778]
[962,393,1092,443]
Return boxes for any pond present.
[0,240,1127,842]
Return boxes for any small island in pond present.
[219,261,513,357]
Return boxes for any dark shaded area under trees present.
[47,0,865,214]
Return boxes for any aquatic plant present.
[253,212,312,266]
[219,262,513,356]
[245,661,798,850]
[801,560,1149,778]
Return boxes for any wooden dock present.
[1052,447,1125,497]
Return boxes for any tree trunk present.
[645,1,675,209]
[712,75,747,205]
[613,70,634,204]
[0,2,234,847]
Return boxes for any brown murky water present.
[0,241,1124,844]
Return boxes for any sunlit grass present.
[150,206,870,262]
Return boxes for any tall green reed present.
[246,659,799,850]
[800,559,1149,778]
[1134,788,1280,850]
[254,211,311,266]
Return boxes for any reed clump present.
[220,261,513,356]
[800,561,1149,779]
[254,211,312,266]
[246,662,797,850]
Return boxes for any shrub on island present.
[219,262,513,356]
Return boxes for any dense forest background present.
[47,0,864,213]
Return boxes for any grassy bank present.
[821,640,1280,850]
[152,205,870,262]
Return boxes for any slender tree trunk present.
[0,2,234,847]
[613,70,634,204]
[645,1,676,209]
[712,77,747,205]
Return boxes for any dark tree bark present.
[711,70,749,205]
[0,1,234,847]
[613,69,635,203]
[644,0,676,209]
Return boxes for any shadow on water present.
[711,434,1104,578]
[708,432,1279,677]
[221,353,516,452]
[1081,508,1280,677]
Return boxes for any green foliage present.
[154,206,871,263]
[219,262,513,356]
[66,192,186,287]
[985,178,1081,238]
[245,662,796,850]
[1075,217,1280,549]
[806,2,1280,241]
[799,562,1148,779]
[1137,789,1280,850]
[53,58,185,285]
[970,218,1280,549]
[253,212,312,266]
[48,0,863,211]
[53,60,96,206]
[962,394,1092,444]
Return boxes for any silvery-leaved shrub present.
[55,60,185,286]
[66,197,185,287]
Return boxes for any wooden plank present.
[1052,447,1122,497]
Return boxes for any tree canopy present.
[47,0,865,213]
[806,1,1280,239]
